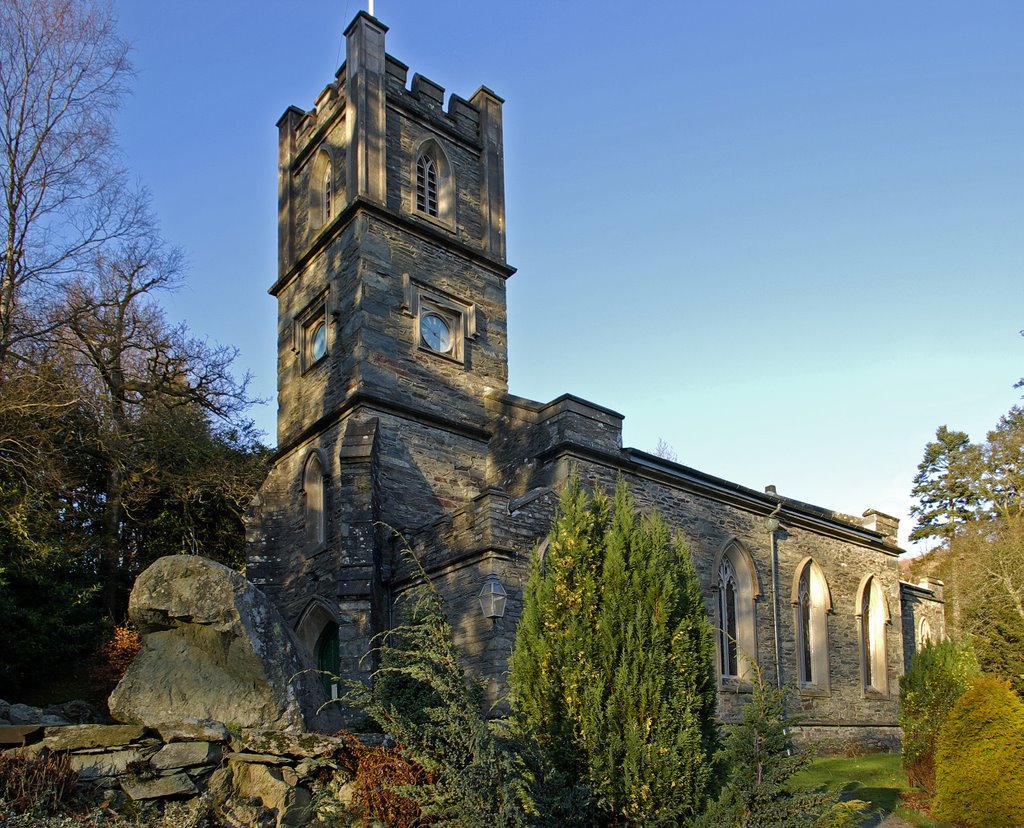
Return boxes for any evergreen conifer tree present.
[345,561,536,827]
[694,665,867,828]
[511,476,719,825]
[510,478,608,779]
[909,426,980,544]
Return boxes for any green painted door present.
[316,622,340,699]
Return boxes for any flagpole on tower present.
[369,0,374,16]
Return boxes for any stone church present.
[246,11,944,745]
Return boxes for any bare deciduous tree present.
[65,229,254,613]
[0,0,267,684]
[0,0,137,362]
[654,437,678,463]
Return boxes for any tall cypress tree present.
[510,476,718,826]
[510,478,608,778]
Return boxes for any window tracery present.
[323,162,333,222]
[714,540,758,684]
[416,154,438,216]
[411,139,454,227]
[719,557,739,678]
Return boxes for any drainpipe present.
[766,502,784,689]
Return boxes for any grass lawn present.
[790,753,954,827]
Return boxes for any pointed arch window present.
[719,558,739,678]
[714,540,759,684]
[793,558,831,693]
[416,154,438,216]
[323,162,333,223]
[303,452,327,550]
[858,576,889,696]
[411,139,454,228]
[308,147,336,236]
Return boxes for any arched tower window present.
[308,147,334,235]
[857,575,890,695]
[303,451,326,549]
[323,162,333,223]
[412,138,454,227]
[416,154,438,216]
[792,557,831,692]
[714,539,760,683]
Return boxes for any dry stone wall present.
[3,720,379,826]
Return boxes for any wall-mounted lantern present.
[479,572,507,620]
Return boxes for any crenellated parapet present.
[274,12,506,284]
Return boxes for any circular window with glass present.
[421,313,452,354]
[309,321,327,362]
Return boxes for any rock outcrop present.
[109,556,341,733]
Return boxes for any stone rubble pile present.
[2,718,376,827]
[0,557,363,823]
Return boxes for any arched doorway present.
[316,622,340,700]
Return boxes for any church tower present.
[247,13,513,686]
[247,13,929,748]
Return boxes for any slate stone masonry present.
[247,10,945,750]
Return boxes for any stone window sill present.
[719,678,754,694]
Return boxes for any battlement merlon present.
[273,12,508,277]
[276,20,504,155]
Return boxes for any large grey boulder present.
[109,556,341,733]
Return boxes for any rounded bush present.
[932,675,1024,827]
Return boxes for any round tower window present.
[310,321,327,362]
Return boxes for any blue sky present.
[112,1,1024,551]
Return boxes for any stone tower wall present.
[252,12,513,692]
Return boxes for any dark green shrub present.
[932,675,1024,827]
[897,638,978,793]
